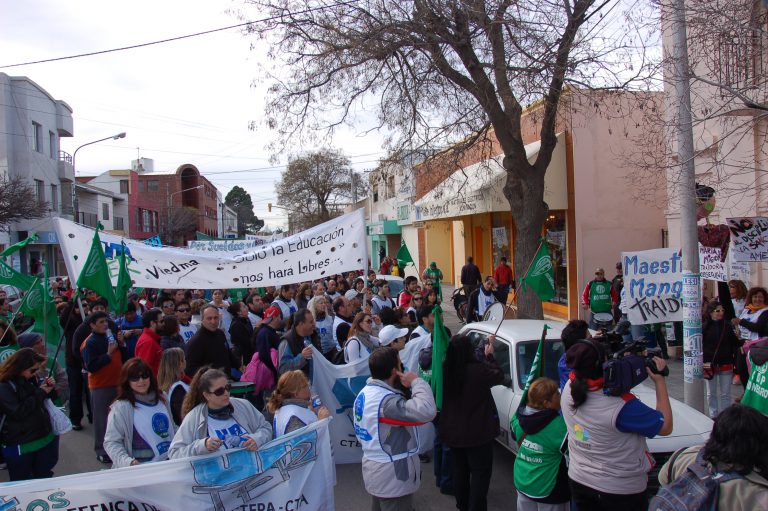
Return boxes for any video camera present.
[602,339,669,396]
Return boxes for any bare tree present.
[246,0,656,317]
[166,207,199,246]
[0,175,50,228]
[276,149,354,230]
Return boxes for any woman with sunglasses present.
[103,358,175,468]
[168,366,271,459]
[343,312,380,363]
[0,348,59,481]
[406,293,423,324]
[701,302,739,418]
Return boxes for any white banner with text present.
[622,248,683,325]
[0,419,334,511]
[727,216,768,262]
[55,209,367,289]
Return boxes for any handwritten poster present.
[699,245,727,282]
[622,248,683,325]
[727,217,768,262]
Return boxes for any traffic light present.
[268,203,272,212]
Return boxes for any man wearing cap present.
[185,304,241,378]
[378,325,408,352]
[581,268,619,329]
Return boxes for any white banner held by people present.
[310,347,434,464]
[0,419,335,511]
[54,209,367,289]
[187,239,257,252]
[622,248,683,325]
[727,216,768,262]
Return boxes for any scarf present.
[356,331,377,352]
[746,303,768,313]
[135,391,158,406]
[208,404,234,421]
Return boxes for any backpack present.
[241,349,278,394]
[649,449,743,511]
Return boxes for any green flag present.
[114,242,132,315]
[0,233,38,259]
[76,224,117,306]
[520,239,556,302]
[396,242,414,268]
[516,325,549,411]
[431,305,450,410]
[0,258,36,290]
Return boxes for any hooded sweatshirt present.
[511,406,570,503]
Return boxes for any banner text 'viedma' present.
[54,209,367,289]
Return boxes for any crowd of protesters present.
[0,262,766,511]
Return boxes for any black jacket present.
[439,355,504,448]
[702,319,740,366]
[229,316,255,365]
[460,263,482,287]
[0,377,56,446]
[60,301,83,367]
[71,317,118,368]
[466,287,497,323]
[185,327,237,378]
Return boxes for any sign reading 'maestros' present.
[54,209,367,289]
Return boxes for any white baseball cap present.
[378,325,409,346]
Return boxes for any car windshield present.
[386,279,404,296]
[515,339,565,389]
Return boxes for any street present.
[0,294,715,511]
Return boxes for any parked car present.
[458,319,713,491]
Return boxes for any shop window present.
[544,211,568,306]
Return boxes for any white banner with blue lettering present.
[310,347,435,464]
[54,209,366,290]
[622,248,683,325]
[0,420,334,511]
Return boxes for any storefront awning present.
[413,133,567,221]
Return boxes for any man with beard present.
[246,292,265,329]
[466,277,498,323]
[353,347,437,510]
[332,296,354,348]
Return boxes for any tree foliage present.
[0,175,50,228]
[248,0,654,317]
[276,149,353,230]
[225,186,265,237]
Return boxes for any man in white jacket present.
[353,347,437,511]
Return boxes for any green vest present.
[741,356,768,416]
[589,280,612,313]
[511,412,568,499]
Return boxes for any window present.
[32,122,43,152]
[466,330,512,387]
[386,176,395,198]
[49,131,56,159]
[50,184,58,211]
[544,211,568,306]
[114,217,124,230]
[373,184,379,203]
[119,180,129,194]
[102,202,110,220]
[142,209,151,232]
[515,340,565,390]
[34,179,45,205]
[137,181,145,193]
[77,212,98,227]
[147,180,159,192]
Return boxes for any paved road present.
[0,292,727,511]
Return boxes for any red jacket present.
[493,263,514,286]
[135,328,163,376]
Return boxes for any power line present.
[0,0,361,69]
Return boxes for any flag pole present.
[0,277,41,345]
[492,239,545,337]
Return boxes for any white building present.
[0,73,74,276]
[74,181,127,235]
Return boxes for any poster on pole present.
[698,245,727,282]
[55,209,367,290]
[727,216,768,261]
[622,248,683,325]
[0,419,335,511]
[682,271,704,383]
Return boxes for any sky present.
[0,0,388,230]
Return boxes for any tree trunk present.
[503,157,548,319]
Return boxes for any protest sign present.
[187,239,257,252]
[55,209,367,289]
[698,245,727,282]
[728,249,751,283]
[622,248,683,325]
[0,419,335,511]
[310,347,434,464]
[727,216,768,262]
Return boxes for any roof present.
[75,183,124,200]
[459,319,566,342]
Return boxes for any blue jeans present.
[434,431,453,494]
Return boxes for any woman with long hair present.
[701,301,739,418]
[296,283,313,310]
[439,334,503,511]
[308,296,337,356]
[732,286,768,388]
[157,348,188,426]
[168,367,271,459]
[159,314,184,351]
[0,348,58,480]
[728,279,749,317]
[103,358,175,468]
[343,312,380,363]
[267,370,330,437]
[561,340,672,510]
[228,301,254,366]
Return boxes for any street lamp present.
[72,132,127,220]
[166,184,204,244]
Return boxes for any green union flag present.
[396,242,414,268]
[520,240,556,302]
[77,225,117,306]
[431,305,450,410]
[113,242,132,315]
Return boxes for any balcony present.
[58,151,74,181]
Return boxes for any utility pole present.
[670,0,704,411]
[351,168,358,204]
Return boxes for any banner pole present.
[0,277,40,345]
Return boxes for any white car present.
[458,319,713,488]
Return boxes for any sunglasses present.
[176,308,190,312]
[129,373,151,382]
[713,308,724,313]
[363,319,373,324]
[207,384,232,396]
[413,297,423,301]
